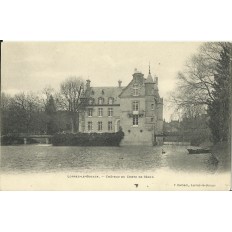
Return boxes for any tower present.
[144,64,156,143]
[145,64,155,118]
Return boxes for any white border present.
[1,0,231,232]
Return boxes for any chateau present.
[79,68,164,146]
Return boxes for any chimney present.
[86,79,91,89]
[132,68,144,82]
[118,80,122,87]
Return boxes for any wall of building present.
[78,69,164,146]
[120,127,154,146]
[120,97,154,146]
[156,101,164,136]
[79,105,121,133]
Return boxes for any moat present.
[1,145,226,174]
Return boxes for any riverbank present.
[210,141,231,172]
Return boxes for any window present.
[98,108,103,117]
[133,115,139,126]
[132,101,139,111]
[108,121,113,131]
[98,97,104,104]
[88,108,93,117]
[151,104,154,110]
[133,85,139,96]
[151,117,154,122]
[108,97,113,105]
[89,98,93,105]
[87,121,92,131]
[108,108,113,117]
[98,121,103,131]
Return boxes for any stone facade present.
[79,68,164,146]
[79,86,122,133]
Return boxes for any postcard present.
[1,41,231,190]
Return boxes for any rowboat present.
[187,148,211,154]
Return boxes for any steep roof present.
[89,86,124,104]
[145,73,154,83]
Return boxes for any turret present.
[145,64,155,96]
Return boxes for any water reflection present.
[0,145,224,174]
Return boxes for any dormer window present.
[108,97,114,105]
[133,85,139,96]
[98,97,104,105]
[89,98,94,105]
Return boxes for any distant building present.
[79,67,164,146]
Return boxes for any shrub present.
[52,130,124,146]
[1,135,24,145]
[1,135,39,145]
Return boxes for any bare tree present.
[9,92,45,134]
[58,77,85,133]
[169,42,228,117]
[1,92,13,135]
[1,92,12,110]
[41,86,55,109]
[169,42,232,144]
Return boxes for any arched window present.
[98,97,104,105]
[108,97,114,105]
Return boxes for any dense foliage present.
[170,42,231,144]
[45,95,59,134]
[208,45,231,143]
[1,135,38,145]
[1,77,86,135]
[1,92,47,135]
[52,130,124,146]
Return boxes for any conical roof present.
[145,63,154,83]
[145,73,154,83]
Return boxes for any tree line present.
[170,42,231,144]
[1,77,87,135]
[2,43,231,144]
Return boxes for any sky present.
[2,42,202,121]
